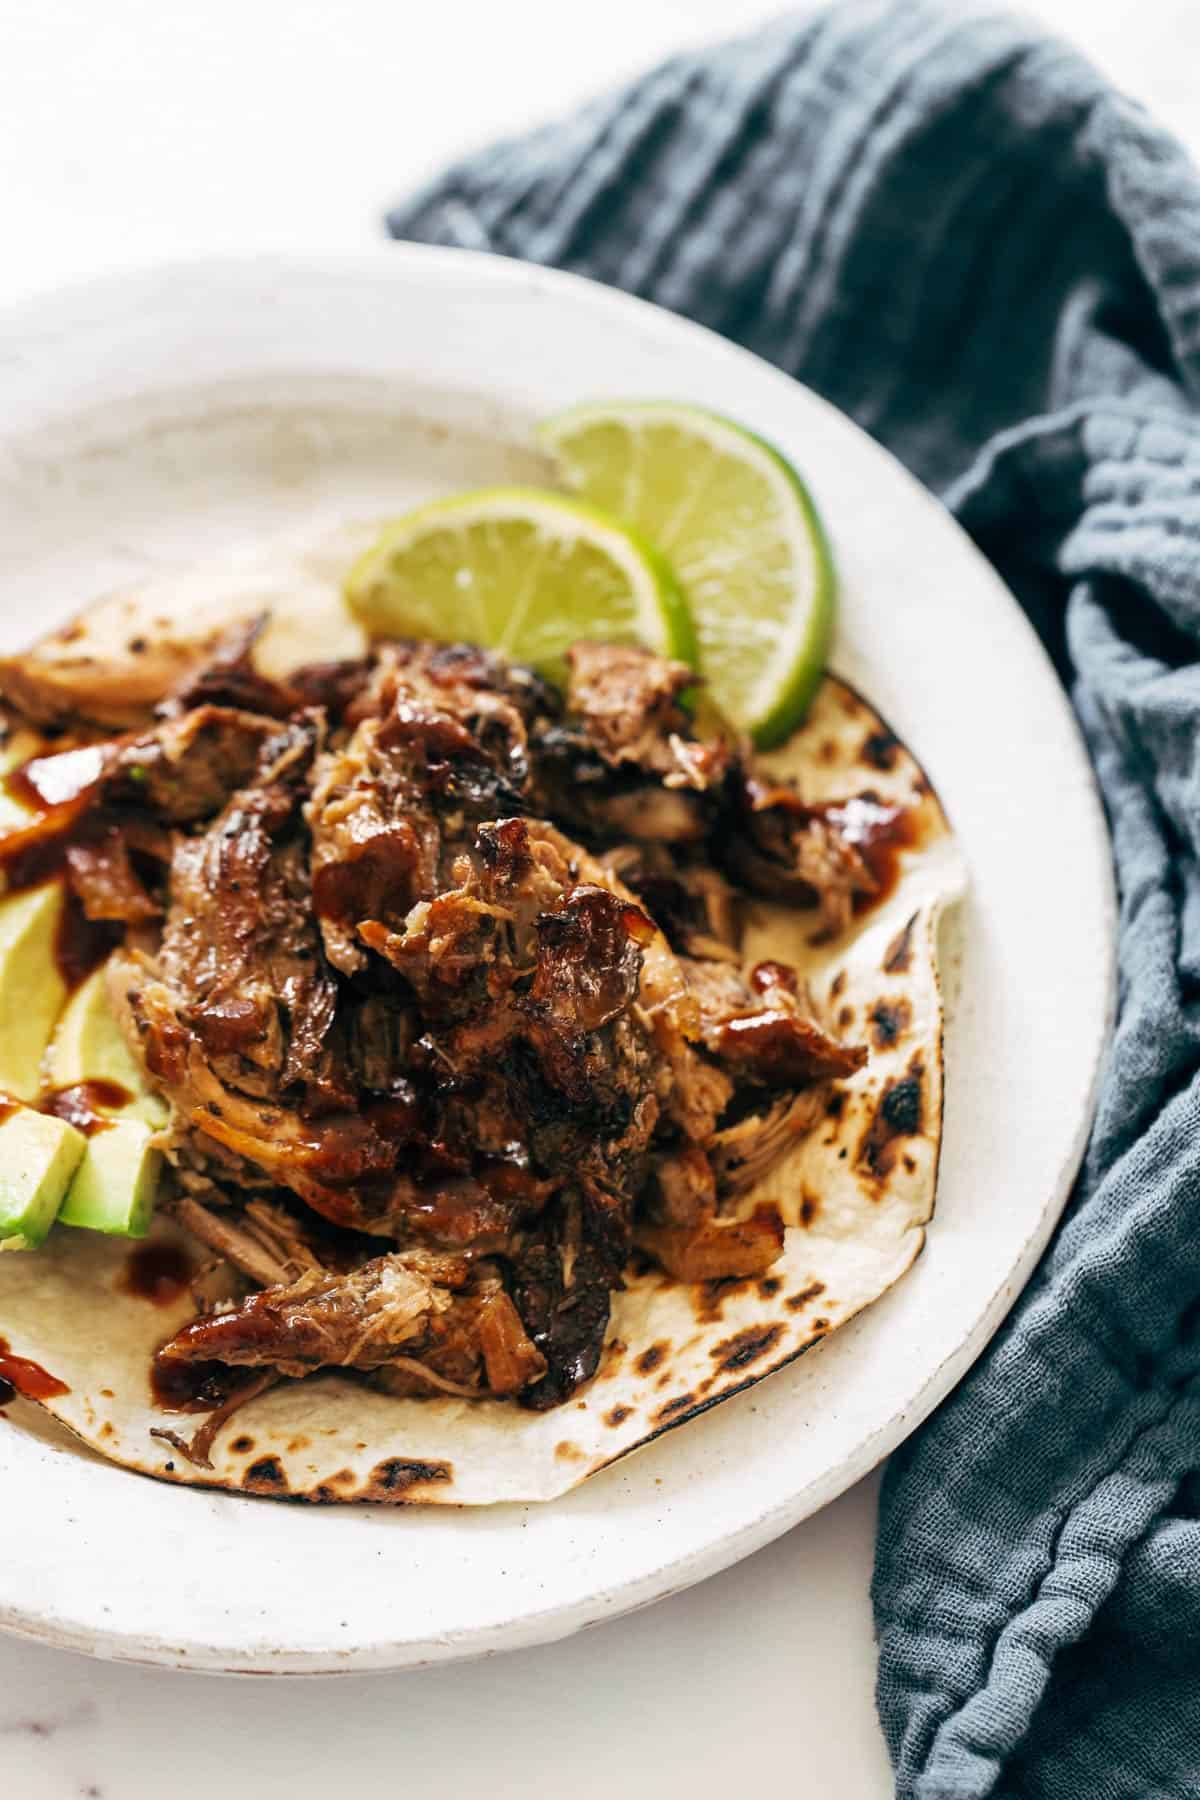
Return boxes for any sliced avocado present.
[0,882,68,1101]
[57,1117,162,1238]
[47,958,168,1238]
[47,965,167,1128]
[0,1103,86,1250]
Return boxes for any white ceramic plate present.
[0,251,1113,1673]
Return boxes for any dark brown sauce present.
[119,1242,193,1306]
[0,747,105,896]
[0,1334,69,1401]
[54,891,120,992]
[151,1354,242,1416]
[749,960,800,996]
[821,795,920,913]
[0,749,118,990]
[362,1083,424,1143]
[6,744,106,812]
[0,836,64,895]
[0,1094,17,1129]
[40,1079,130,1136]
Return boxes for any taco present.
[0,527,963,1504]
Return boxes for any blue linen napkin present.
[388,5,1200,1792]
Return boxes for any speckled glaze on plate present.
[0,251,1114,1674]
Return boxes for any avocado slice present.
[0,1103,86,1250]
[0,882,68,1101]
[57,1117,162,1238]
[47,958,167,1238]
[46,966,167,1128]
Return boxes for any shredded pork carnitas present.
[0,628,907,1420]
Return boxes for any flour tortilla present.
[0,532,965,1504]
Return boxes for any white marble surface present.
[0,3,1194,1796]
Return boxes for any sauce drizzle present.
[821,795,919,912]
[54,892,120,993]
[41,1079,130,1136]
[119,1242,193,1306]
[0,1335,69,1401]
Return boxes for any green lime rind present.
[736,424,836,749]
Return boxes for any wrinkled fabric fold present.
[388,4,1200,1791]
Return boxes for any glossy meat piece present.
[565,641,697,776]
[0,708,276,892]
[527,884,654,1037]
[161,617,299,720]
[306,646,531,977]
[158,713,336,1094]
[65,827,160,925]
[155,1251,463,1375]
[157,1248,545,1400]
[636,1208,784,1281]
[510,1208,621,1411]
[724,777,908,935]
[682,955,865,1086]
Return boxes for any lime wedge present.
[540,402,835,747]
[345,487,696,690]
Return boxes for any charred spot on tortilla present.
[636,1343,670,1377]
[884,912,919,974]
[869,997,911,1048]
[858,1055,925,1180]
[0,542,962,1506]
[786,1282,826,1312]
[711,1322,785,1374]
[862,729,899,771]
[655,1393,696,1424]
[364,1459,452,1498]
[693,1276,753,1325]
[243,1455,289,1493]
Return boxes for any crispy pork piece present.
[636,1209,785,1282]
[155,1251,464,1374]
[156,712,336,1094]
[681,955,866,1086]
[725,776,910,936]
